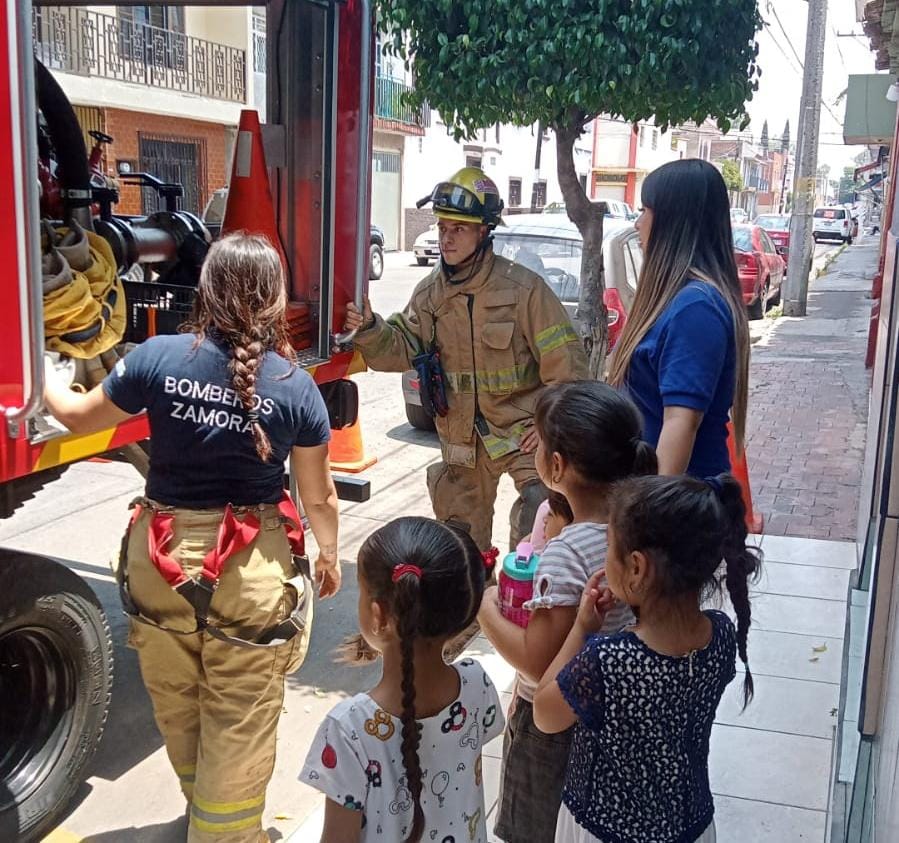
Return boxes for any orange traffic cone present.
[221,109,286,266]
[726,422,764,534]
[329,416,377,473]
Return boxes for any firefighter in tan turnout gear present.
[345,168,589,550]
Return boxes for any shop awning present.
[843,74,898,145]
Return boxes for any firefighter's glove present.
[412,348,449,418]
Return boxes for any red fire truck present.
[0,1,373,838]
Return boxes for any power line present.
[768,2,805,69]
[831,25,848,71]
[763,22,804,77]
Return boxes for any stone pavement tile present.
[758,536,857,569]
[747,629,843,685]
[715,674,839,739]
[709,725,832,810]
[753,560,851,600]
[751,593,848,638]
[713,795,827,842]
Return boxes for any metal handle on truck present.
[333,0,373,347]
[5,0,45,435]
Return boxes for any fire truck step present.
[333,475,370,503]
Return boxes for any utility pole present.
[784,0,827,317]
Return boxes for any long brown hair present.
[608,159,750,452]
[183,232,294,461]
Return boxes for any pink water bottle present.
[498,541,540,628]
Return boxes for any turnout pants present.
[122,502,310,843]
[426,439,548,551]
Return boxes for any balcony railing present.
[375,76,430,129]
[32,6,246,104]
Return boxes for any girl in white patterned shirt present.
[478,381,657,843]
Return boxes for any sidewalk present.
[747,240,876,541]
[289,532,854,842]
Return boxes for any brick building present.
[33,4,257,217]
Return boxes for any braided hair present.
[183,232,295,462]
[357,517,485,843]
[609,474,762,707]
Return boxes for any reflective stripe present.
[535,322,578,354]
[189,793,266,834]
[479,421,528,460]
[192,793,266,814]
[190,812,263,834]
[175,763,196,784]
[445,362,540,394]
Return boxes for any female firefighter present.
[43,233,340,843]
[344,167,589,553]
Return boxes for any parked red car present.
[733,224,785,319]
[754,213,791,260]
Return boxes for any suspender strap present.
[123,495,312,646]
[277,492,306,557]
[147,511,191,589]
[199,505,261,585]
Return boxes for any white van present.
[813,206,853,244]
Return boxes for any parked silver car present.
[401,214,644,430]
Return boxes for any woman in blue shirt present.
[608,159,750,477]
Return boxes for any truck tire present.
[405,401,436,431]
[0,551,113,842]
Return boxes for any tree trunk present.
[554,118,607,380]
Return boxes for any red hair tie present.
[392,564,423,583]
[481,547,500,571]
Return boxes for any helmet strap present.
[443,233,493,285]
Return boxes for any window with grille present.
[509,178,522,207]
[252,13,266,74]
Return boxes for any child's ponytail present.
[714,473,762,708]
[394,571,425,843]
[632,439,658,477]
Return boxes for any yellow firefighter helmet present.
[416,167,505,228]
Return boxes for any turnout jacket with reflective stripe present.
[354,249,589,466]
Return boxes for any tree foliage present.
[760,119,769,153]
[721,159,744,193]
[377,0,763,376]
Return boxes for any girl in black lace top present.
[533,474,761,843]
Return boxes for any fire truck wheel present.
[405,401,437,432]
[0,551,113,842]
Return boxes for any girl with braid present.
[44,233,340,842]
[301,517,504,842]
[533,474,761,843]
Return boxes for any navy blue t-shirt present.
[103,333,331,507]
[624,281,735,478]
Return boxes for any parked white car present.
[730,207,749,225]
[813,206,854,244]
[413,224,439,266]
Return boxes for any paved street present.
[13,243,855,842]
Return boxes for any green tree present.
[377,0,763,377]
[721,159,744,193]
[781,119,790,153]
[760,119,769,153]
[838,166,857,204]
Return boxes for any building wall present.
[592,118,683,206]
[103,108,232,215]
[400,115,592,249]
